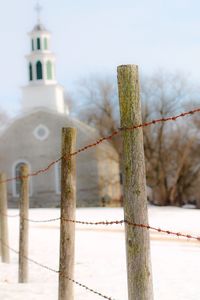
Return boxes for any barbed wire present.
[119,108,200,131]
[63,218,200,242]
[1,107,200,184]
[0,239,115,300]
[2,209,200,242]
[2,108,200,300]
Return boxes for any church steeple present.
[21,4,69,115]
[27,5,56,85]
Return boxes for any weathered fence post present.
[0,173,10,263]
[117,65,154,300]
[18,164,29,283]
[59,128,77,300]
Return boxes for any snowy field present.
[1,206,200,300]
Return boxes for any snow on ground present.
[1,206,200,300]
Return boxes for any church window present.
[46,61,52,80]
[44,37,48,50]
[33,124,50,141]
[29,63,33,81]
[13,161,32,197]
[37,37,41,50]
[31,39,34,51]
[36,61,43,80]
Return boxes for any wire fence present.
[1,106,200,299]
[0,239,115,300]
[2,211,200,242]
[1,107,200,184]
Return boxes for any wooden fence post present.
[18,164,29,283]
[0,173,10,263]
[59,128,77,300]
[117,65,154,300]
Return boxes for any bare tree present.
[141,71,200,206]
[76,71,200,207]
[77,76,121,154]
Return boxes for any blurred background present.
[1,0,200,115]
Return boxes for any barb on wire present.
[119,108,200,131]
[0,239,115,300]
[0,107,200,184]
[2,210,200,242]
[3,211,200,242]
[60,272,115,300]
[124,220,200,242]
[63,218,200,242]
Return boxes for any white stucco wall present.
[21,84,66,115]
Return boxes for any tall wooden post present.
[117,65,154,300]
[18,164,29,283]
[59,128,77,300]
[0,173,10,263]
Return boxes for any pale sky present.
[0,0,200,115]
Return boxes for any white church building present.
[0,12,121,208]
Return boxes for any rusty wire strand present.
[1,108,199,300]
[2,210,200,242]
[119,108,200,131]
[0,107,200,184]
[63,219,200,242]
[0,239,115,300]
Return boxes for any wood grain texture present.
[117,65,154,300]
[59,128,77,300]
[18,164,29,283]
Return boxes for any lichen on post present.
[117,64,154,300]
[58,127,77,300]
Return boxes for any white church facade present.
[0,14,121,208]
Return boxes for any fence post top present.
[117,64,139,70]
[62,127,77,133]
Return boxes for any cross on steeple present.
[35,1,43,24]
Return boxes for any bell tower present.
[21,3,69,115]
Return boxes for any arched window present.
[15,162,26,196]
[13,161,32,197]
[29,63,33,81]
[37,37,41,50]
[36,61,43,80]
[46,61,52,80]
[44,37,48,50]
